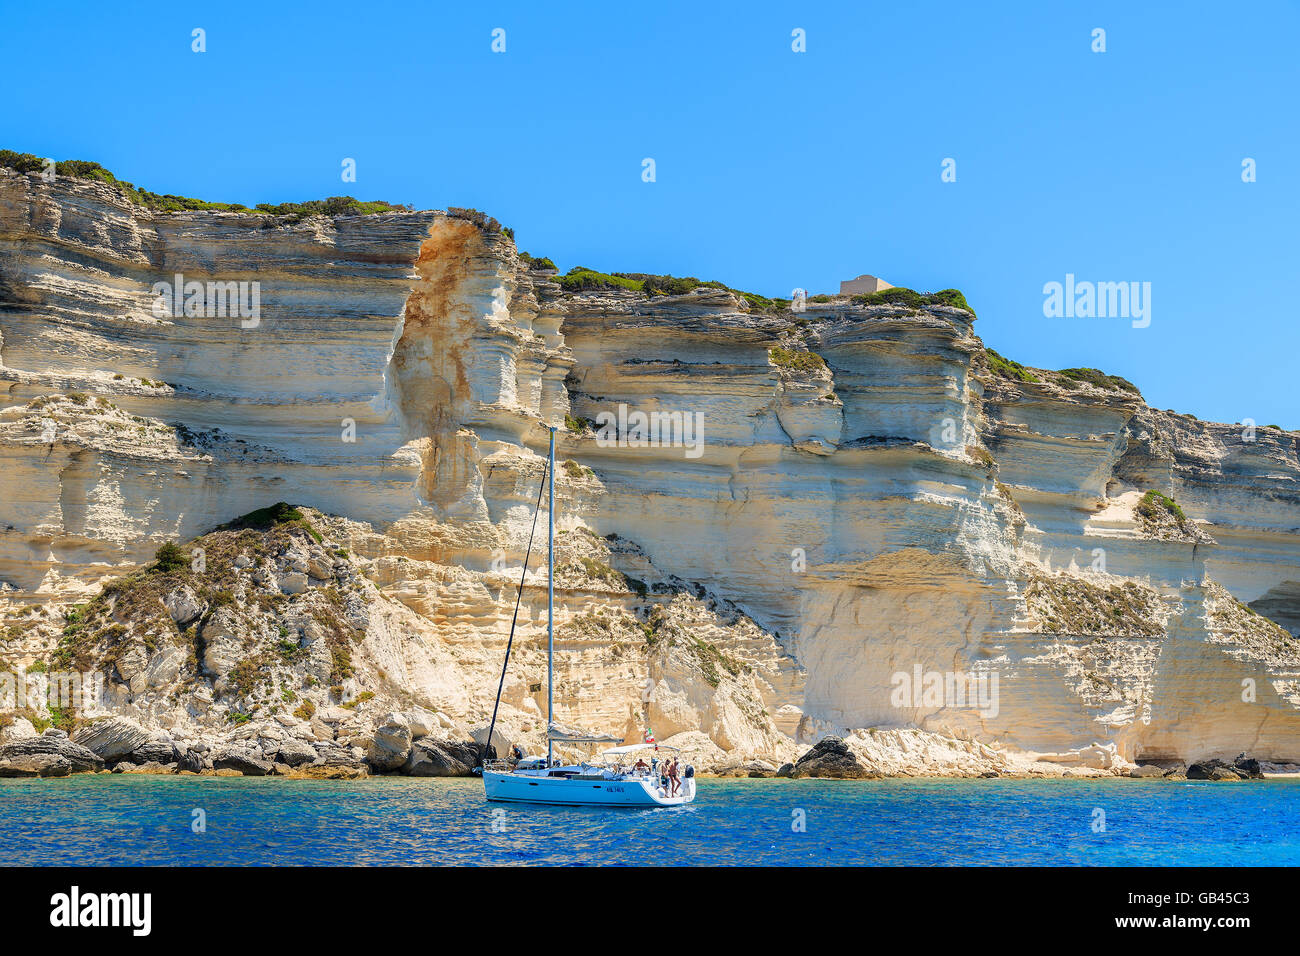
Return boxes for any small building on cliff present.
[839,274,893,295]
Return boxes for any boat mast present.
[546,425,555,767]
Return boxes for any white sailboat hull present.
[483,770,695,807]
[481,429,697,810]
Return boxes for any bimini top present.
[546,722,622,744]
[602,743,681,756]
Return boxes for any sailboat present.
[481,426,697,807]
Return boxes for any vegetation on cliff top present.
[853,286,975,315]
[986,348,1040,384]
[552,266,753,301]
[1053,367,1140,395]
[548,265,965,319]
[0,149,410,218]
[445,206,514,238]
[983,347,1142,397]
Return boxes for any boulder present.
[307,740,368,770]
[306,553,333,580]
[0,753,71,777]
[404,709,435,740]
[211,748,272,776]
[0,735,103,773]
[274,739,317,767]
[176,749,204,773]
[145,645,187,688]
[163,586,206,626]
[1129,764,1166,778]
[73,715,150,760]
[126,738,181,765]
[469,725,513,761]
[404,736,479,777]
[368,715,412,771]
[789,735,876,779]
[0,717,37,743]
[201,609,244,676]
[1187,759,1251,781]
[279,571,309,595]
[1234,756,1265,779]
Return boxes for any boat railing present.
[481,758,511,772]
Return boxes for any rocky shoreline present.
[2,727,1289,783]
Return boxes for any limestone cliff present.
[2,166,1299,776]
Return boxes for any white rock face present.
[73,715,150,760]
[163,587,205,626]
[3,169,1300,773]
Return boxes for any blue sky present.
[2,1,1297,426]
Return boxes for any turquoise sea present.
[2,775,1297,866]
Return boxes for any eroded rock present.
[0,735,103,773]
[789,736,876,779]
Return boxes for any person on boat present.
[633,757,649,775]
[668,758,681,796]
[510,744,524,765]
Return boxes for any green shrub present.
[0,149,48,174]
[217,502,322,544]
[615,273,729,297]
[925,288,974,314]
[854,287,975,315]
[985,348,1039,384]
[856,287,926,309]
[0,149,410,217]
[254,196,409,219]
[769,346,827,373]
[153,542,188,574]
[1136,489,1186,526]
[740,292,788,313]
[1054,367,1140,395]
[522,254,556,270]
[445,206,507,233]
[556,267,644,292]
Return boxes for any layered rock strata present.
[3,167,1300,776]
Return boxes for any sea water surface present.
[1,775,1296,866]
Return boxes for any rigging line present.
[482,455,550,765]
